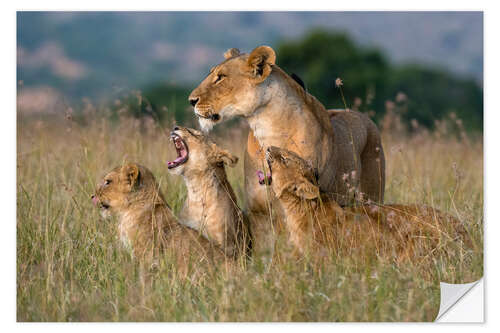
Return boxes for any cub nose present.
[173,126,179,131]
[189,97,199,107]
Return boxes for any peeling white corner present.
[436,278,483,322]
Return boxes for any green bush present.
[276,30,483,132]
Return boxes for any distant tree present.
[104,83,196,131]
[142,84,194,125]
[277,30,483,131]
[385,65,483,131]
[277,30,389,114]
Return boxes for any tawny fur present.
[167,127,251,258]
[188,45,385,255]
[265,146,467,261]
[92,163,226,268]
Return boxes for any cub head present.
[265,146,320,200]
[167,126,238,175]
[91,163,158,218]
[188,46,276,132]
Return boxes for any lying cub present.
[91,163,225,264]
[264,146,466,260]
[167,126,251,258]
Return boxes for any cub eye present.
[214,74,226,84]
[104,179,111,186]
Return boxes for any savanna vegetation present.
[17,99,483,321]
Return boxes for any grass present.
[17,111,483,322]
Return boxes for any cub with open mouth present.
[167,126,251,258]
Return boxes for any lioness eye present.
[214,74,225,84]
[104,179,111,185]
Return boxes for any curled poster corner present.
[435,278,483,322]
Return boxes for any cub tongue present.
[257,170,272,185]
[172,156,184,163]
[167,155,186,167]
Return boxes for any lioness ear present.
[224,48,241,59]
[247,45,276,82]
[122,164,140,186]
[293,180,320,200]
[211,144,239,167]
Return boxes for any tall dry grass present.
[17,107,483,321]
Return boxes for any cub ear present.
[122,163,140,186]
[247,45,276,82]
[211,144,239,167]
[293,179,320,200]
[224,48,241,59]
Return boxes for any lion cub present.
[167,126,251,258]
[264,146,466,260]
[92,163,225,264]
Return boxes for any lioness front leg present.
[244,145,280,259]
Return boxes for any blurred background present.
[17,11,483,132]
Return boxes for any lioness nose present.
[189,97,199,107]
[173,126,179,131]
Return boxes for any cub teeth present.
[172,136,183,149]
[171,135,183,149]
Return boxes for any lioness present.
[91,163,225,265]
[188,46,385,254]
[167,126,251,259]
[264,146,466,260]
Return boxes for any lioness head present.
[265,146,320,200]
[167,126,238,175]
[188,46,276,132]
[91,163,159,218]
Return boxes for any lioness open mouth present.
[167,133,189,169]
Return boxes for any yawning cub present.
[167,126,251,259]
